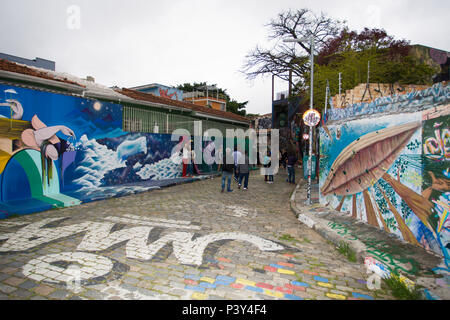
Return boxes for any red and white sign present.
[302,109,321,127]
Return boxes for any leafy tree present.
[305,28,435,110]
[226,99,248,117]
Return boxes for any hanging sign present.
[302,109,321,127]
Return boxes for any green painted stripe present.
[13,150,65,207]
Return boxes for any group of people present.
[220,147,250,193]
[178,136,300,192]
[220,144,300,193]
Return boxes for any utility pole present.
[283,36,315,205]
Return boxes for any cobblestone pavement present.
[0,169,395,300]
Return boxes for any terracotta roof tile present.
[117,88,250,124]
[0,59,84,87]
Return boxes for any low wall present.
[319,82,449,263]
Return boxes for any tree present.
[226,99,248,117]
[309,28,435,110]
[241,9,346,83]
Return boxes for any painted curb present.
[289,182,447,300]
[289,183,368,263]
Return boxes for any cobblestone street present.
[0,170,395,300]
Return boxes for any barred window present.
[123,105,248,136]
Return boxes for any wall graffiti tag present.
[423,126,449,161]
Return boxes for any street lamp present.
[283,37,315,205]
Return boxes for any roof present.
[129,83,176,91]
[117,88,250,124]
[0,58,83,87]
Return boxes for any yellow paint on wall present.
[236,278,256,286]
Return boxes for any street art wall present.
[0,84,183,218]
[319,82,449,266]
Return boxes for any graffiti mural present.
[0,84,183,218]
[422,106,450,269]
[320,83,450,264]
[0,215,285,286]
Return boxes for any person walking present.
[204,137,216,178]
[280,148,288,170]
[217,146,223,172]
[287,151,298,184]
[182,138,191,178]
[232,147,242,182]
[221,148,234,193]
[263,150,274,184]
[238,151,250,190]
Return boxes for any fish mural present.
[320,100,449,266]
[321,121,422,197]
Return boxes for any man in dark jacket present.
[221,148,234,193]
[287,152,298,184]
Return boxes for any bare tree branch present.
[241,8,346,83]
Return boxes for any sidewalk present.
[290,177,450,300]
[0,174,218,218]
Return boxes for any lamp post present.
[284,37,315,205]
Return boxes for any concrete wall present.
[319,82,449,263]
[0,84,184,218]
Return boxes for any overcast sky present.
[1,0,449,115]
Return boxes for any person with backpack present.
[221,148,234,193]
[238,151,250,190]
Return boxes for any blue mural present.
[0,84,185,218]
